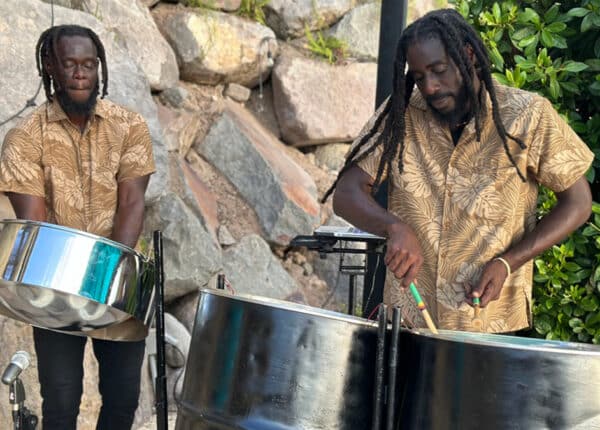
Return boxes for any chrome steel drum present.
[175,288,379,430]
[395,329,600,429]
[0,219,155,340]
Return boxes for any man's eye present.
[433,65,448,74]
[84,62,96,69]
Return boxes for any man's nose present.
[72,65,87,79]
[421,76,440,96]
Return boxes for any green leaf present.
[544,4,560,23]
[545,22,567,33]
[519,8,540,25]
[562,61,589,73]
[585,59,600,71]
[518,33,539,48]
[512,26,535,40]
[567,7,591,18]
[559,81,580,94]
[549,77,561,99]
[582,13,595,32]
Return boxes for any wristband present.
[494,257,511,277]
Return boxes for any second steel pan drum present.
[175,288,379,430]
[395,329,600,429]
[0,219,155,340]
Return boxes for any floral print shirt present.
[0,99,155,238]
[354,83,594,332]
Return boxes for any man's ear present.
[464,44,478,69]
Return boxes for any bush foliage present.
[450,0,600,342]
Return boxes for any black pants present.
[33,326,145,430]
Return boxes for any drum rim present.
[409,328,600,354]
[1,218,149,261]
[201,288,379,328]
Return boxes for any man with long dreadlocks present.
[328,9,593,333]
[0,25,155,429]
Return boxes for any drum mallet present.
[472,297,484,331]
[408,282,439,334]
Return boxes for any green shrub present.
[450,0,600,342]
[238,0,270,25]
[304,24,347,64]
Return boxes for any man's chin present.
[56,89,98,116]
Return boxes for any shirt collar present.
[46,97,109,123]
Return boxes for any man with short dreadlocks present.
[0,25,155,429]
[328,9,593,333]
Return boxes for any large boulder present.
[196,101,320,245]
[41,0,180,91]
[0,0,168,203]
[221,234,299,299]
[143,156,222,301]
[154,5,278,87]
[327,1,381,61]
[264,0,356,39]
[272,47,377,146]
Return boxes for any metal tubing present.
[153,231,168,430]
[385,307,401,430]
[348,274,356,316]
[372,304,388,430]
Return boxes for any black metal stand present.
[9,378,37,430]
[290,233,385,316]
[153,231,168,430]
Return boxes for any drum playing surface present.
[0,220,155,340]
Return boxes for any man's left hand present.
[467,259,509,307]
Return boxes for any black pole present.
[363,0,408,318]
[348,273,356,316]
[153,231,168,430]
[372,304,388,430]
[385,307,402,430]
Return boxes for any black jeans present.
[33,326,145,430]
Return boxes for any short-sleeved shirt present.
[0,98,156,238]
[354,83,594,333]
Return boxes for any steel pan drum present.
[175,288,379,430]
[0,219,155,340]
[396,329,600,429]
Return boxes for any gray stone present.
[272,48,377,146]
[222,234,299,299]
[155,6,278,87]
[167,290,200,334]
[224,83,252,103]
[218,225,237,246]
[197,101,320,245]
[328,1,380,61]
[41,0,180,91]
[156,103,202,154]
[265,0,355,39]
[314,142,351,171]
[182,0,242,12]
[159,86,189,108]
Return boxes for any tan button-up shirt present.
[355,83,594,333]
[0,99,155,238]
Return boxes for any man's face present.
[406,37,470,126]
[46,35,99,115]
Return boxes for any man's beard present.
[425,84,472,128]
[55,84,99,116]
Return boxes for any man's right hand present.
[332,165,424,287]
[384,222,423,287]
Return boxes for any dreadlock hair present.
[35,24,108,102]
[322,8,527,203]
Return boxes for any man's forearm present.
[332,166,400,237]
[110,200,145,249]
[500,177,592,272]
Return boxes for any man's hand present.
[468,258,509,307]
[384,222,423,287]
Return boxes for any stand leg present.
[348,274,356,316]
[153,231,168,430]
